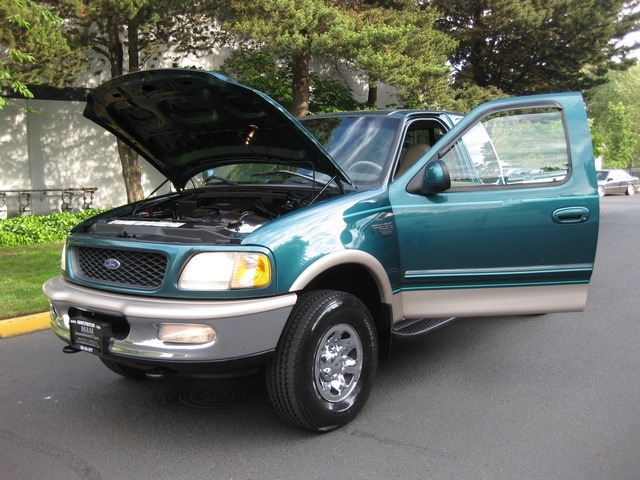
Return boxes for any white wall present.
[0,60,396,218]
[0,98,167,217]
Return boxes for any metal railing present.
[0,187,98,219]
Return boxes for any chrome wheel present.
[314,324,363,402]
[266,290,378,432]
[626,184,636,195]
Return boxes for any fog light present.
[157,324,217,344]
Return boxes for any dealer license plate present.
[69,318,111,354]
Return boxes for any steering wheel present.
[347,161,383,175]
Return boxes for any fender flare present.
[288,250,400,317]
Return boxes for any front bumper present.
[43,276,296,366]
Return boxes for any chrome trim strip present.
[405,263,594,279]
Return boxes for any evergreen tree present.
[0,0,83,109]
[224,0,455,114]
[225,0,358,116]
[345,4,456,108]
[430,0,640,95]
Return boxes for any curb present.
[0,312,50,339]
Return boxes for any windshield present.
[300,115,401,187]
[596,171,609,180]
[186,162,338,189]
[185,115,401,190]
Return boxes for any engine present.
[85,188,323,244]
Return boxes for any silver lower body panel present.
[44,276,296,363]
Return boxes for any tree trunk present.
[118,19,145,203]
[367,77,378,108]
[128,19,140,72]
[106,21,123,77]
[117,140,145,202]
[290,52,311,117]
[469,2,489,88]
[104,19,146,203]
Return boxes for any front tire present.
[598,185,605,197]
[266,290,378,432]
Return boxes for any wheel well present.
[301,263,392,358]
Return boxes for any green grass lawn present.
[0,243,63,319]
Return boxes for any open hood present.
[84,69,353,190]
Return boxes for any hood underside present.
[84,69,351,190]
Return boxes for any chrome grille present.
[74,246,168,289]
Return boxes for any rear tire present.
[266,290,378,432]
[626,184,636,195]
[100,358,148,380]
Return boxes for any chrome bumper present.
[43,276,296,363]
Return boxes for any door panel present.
[389,93,599,318]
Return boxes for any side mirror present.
[420,160,451,194]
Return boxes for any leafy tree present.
[220,49,365,113]
[220,50,295,108]
[0,0,83,109]
[430,0,640,95]
[589,119,606,160]
[587,64,640,169]
[602,102,638,169]
[311,75,366,113]
[440,82,508,113]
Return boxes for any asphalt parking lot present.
[0,194,639,480]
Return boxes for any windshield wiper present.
[251,170,336,188]
[204,175,239,187]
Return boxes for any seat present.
[395,143,430,178]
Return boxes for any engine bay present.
[85,187,337,244]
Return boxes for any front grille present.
[74,246,168,289]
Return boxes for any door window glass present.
[439,107,569,188]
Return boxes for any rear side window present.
[439,107,569,188]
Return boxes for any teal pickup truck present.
[44,69,599,432]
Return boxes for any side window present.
[395,120,446,178]
[439,107,569,188]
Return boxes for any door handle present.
[552,207,590,224]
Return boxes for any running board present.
[392,317,456,337]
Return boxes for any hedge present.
[0,210,105,247]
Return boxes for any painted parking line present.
[0,312,50,338]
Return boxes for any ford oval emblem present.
[104,258,121,270]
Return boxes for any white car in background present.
[596,169,639,197]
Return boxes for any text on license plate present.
[69,318,110,354]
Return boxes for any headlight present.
[60,243,67,272]
[178,252,272,290]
